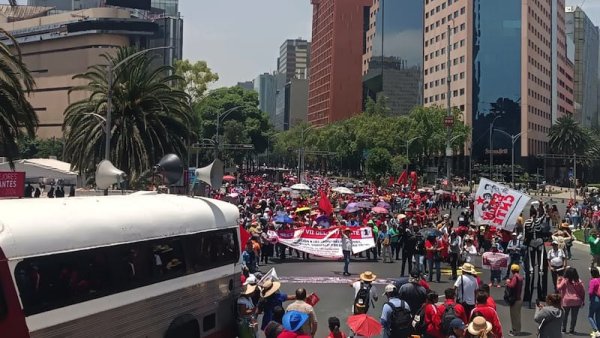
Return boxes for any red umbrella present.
[223,175,236,182]
[347,314,382,337]
[371,206,388,214]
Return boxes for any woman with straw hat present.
[466,316,493,338]
[237,284,258,338]
[258,280,295,331]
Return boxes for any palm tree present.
[0,28,37,167]
[63,47,193,183]
[548,114,590,155]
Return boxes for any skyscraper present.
[363,0,423,115]
[255,73,278,121]
[566,6,599,128]
[278,39,311,83]
[423,0,574,168]
[308,0,371,126]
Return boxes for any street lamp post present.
[214,106,243,159]
[489,115,501,179]
[104,46,173,161]
[494,129,522,188]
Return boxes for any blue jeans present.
[589,296,600,331]
[414,254,425,274]
[343,250,351,274]
[427,258,441,282]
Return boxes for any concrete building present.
[566,6,599,128]
[254,73,278,121]
[0,6,163,138]
[362,0,423,115]
[236,81,255,91]
[278,39,311,83]
[423,0,574,168]
[308,0,371,126]
[274,78,309,131]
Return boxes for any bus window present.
[0,281,7,319]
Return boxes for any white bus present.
[0,192,241,338]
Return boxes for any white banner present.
[268,226,375,258]
[482,252,509,270]
[474,178,531,231]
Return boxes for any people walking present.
[547,240,567,292]
[425,232,442,283]
[237,284,258,338]
[351,271,378,314]
[380,284,412,338]
[455,263,479,315]
[439,288,468,334]
[534,294,564,338]
[398,270,427,316]
[341,228,352,276]
[588,231,600,268]
[470,290,503,338]
[449,232,462,280]
[557,267,585,334]
[401,228,417,276]
[466,316,493,338]
[504,233,523,280]
[505,264,523,336]
[588,267,600,337]
[285,288,318,337]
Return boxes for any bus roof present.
[0,193,240,260]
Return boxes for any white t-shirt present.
[547,248,565,268]
[454,274,478,305]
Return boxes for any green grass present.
[573,229,585,243]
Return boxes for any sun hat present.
[467,316,492,335]
[282,310,309,332]
[511,264,520,272]
[244,275,258,286]
[460,263,477,275]
[260,280,282,298]
[241,284,257,295]
[450,318,465,330]
[360,271,377,282]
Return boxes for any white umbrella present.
[290,183,311,191]
[332,186,355,195]
[279,187,292,192]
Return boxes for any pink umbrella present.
[371,206,388,214]
[223,175,236,182]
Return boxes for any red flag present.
[319,191,334,215]
[387,176,395,187]
[397,170,408,185]
[239,224,251,253]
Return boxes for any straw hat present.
[460,263,478,275]
[241,284,257,295]
[467,316,492,335]
[360,271,377,282]
[260,280,282,298]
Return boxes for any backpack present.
[354,282,372,314]
[411,304,428,334]
[387,300,413,335]
[440,303,458,334]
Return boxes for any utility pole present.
[573,153,577,200]
[489,115,501,179]
[446,24,452,181]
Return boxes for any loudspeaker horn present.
[154,153,183,185]
[96,160,126,189]
[195,159,224,189]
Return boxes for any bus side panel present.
[28,271,238,338]
[0,249,29,338]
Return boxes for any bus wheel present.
[165,314,200,338]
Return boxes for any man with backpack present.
[398,270,427,317]
[439,288,468,336]
[380,284,412,338]
[351,271,378,314]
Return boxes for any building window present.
[460,7,465,14]
[460,72,465,79]
[460,88,465,95]
[460,56,465,63]
[441,93,446,99]
[460,23,466,31]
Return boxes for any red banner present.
[0,172,25,198]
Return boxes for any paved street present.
[262,242,593,337]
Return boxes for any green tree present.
[18,137,63,160]
[174,59,218,102]
[365,147,392,181]
[549,114,591,155]
[63,47,193,183]
[0,30,37,167]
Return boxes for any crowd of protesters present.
[229,172,600,337]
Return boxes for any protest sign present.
[473,178,531,231]
[0,172,25,198]
[481,252,509,270]
[268,226,375,258]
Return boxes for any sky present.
[5,0,600,87]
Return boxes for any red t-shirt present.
[425,303,443,338]
[278,330,311,338]
[425,239,437,260]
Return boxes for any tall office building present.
[308,0,371,126]
[278,39,311,83]
[423,0,574,168]
[236,81,255,91]
[363,0,423,115]
[254,73,278,121]
[566,6,599,128]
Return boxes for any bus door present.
[0,248,29,338]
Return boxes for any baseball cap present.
[552,240,559,245]
[384,284,396,293]
[450,318,465,330]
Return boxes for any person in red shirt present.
[470,291,503,338]
[424,291,443,338]
[425,233,442,282]
[439,288,468,325]
[478,284,497,310]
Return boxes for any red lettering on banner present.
[0,172,25,198]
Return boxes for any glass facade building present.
[471,0,521,162]
[363,0,423,115]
